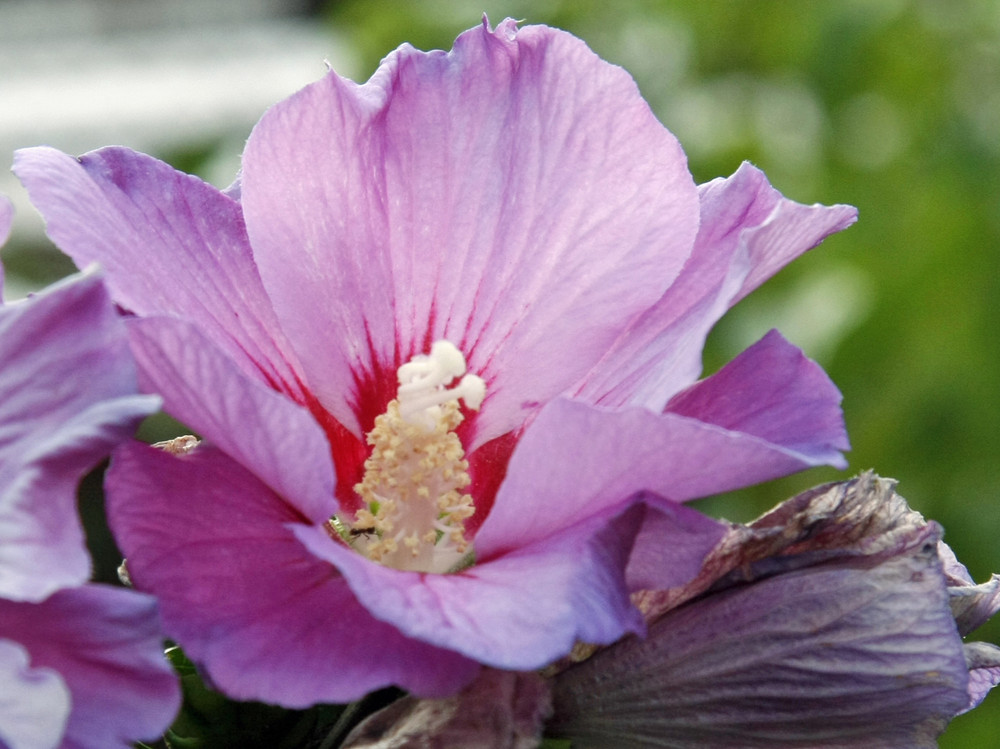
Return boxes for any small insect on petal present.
[152,435,201,455]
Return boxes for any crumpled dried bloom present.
[0,199,179,749]
[15,19,855,706]
[546,473,1000,748]
[343,668,551,749]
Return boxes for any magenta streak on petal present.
[463,430,518,538]
[339,335,515,526]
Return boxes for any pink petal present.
[665,329,849,465]
[475,394,843,558]
[724,164,858,305]
[126,316,335,523]
[0,271,158,601]
[293,504,645,672]
[0,639,69,749]
[962,642,1000,714]
[0,195,11,295]
[938,542,1000,637]
[0,194,10,245]
[576,162,857,410]
[13,146,306,399]
[107,442,479,706]
[0,587,180,749]
[625,500,730,592]
[240,19,699,443]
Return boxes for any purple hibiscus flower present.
[339,475,1000,748]
[0,198,179,748]
[15,19,855,707]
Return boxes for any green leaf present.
[539,739,573,749]
[162,647,346,749]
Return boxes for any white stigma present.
[396,341,486,430]
[337,340,485,573]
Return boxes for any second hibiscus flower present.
[15,18,856,707]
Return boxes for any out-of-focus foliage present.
[322,1,1000,744]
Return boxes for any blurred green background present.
[4,0,998,745]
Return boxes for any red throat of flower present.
[331,341,486,574]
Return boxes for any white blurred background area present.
[0,0,355,298]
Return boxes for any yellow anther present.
[340,341,484,574]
